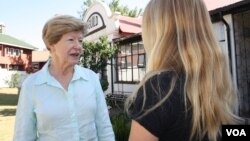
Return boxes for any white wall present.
[0,69,28,88]
[211,14,237,87]
[223,14,237,88]
[83,1,120,42]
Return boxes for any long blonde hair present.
[126,0,242,140]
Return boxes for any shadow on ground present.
[0,93,18,117]
[0,93,19,106]
[0,108,16,116]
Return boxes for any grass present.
[0,88,18,141]
[111,113,131,141]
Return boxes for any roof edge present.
[209,0,250,16]
[0,42,38,50]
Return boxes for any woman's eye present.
[68,38,74,41]
[79,40,83,43]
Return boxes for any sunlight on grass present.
[0,88,18,94]
[0,88,18,141]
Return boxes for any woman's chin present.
[68,57,80,64]
[66,60,78,66]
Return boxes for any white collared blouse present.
[13,61,115,141]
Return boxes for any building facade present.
[83,1,144,95]
[208,0,250,117]
[31,50,50,72]
[0,23,37,87]
[85,0,250,117]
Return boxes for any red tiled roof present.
[119,15,142,34]
[204,0,243,11]
[32,50,50,62]
[117,0,243,34]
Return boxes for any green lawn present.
[0,88,18,141]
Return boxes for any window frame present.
[115,40,146,84]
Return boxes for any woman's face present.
[49,31,83,67]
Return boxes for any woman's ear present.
[48,44,55,52]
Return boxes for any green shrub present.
[111,113,131,141]
[5,72,20,88]
[100,79,109,91]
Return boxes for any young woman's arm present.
[129,120,158,141]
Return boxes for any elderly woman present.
[13,15,115,141]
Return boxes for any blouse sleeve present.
[94,74,115,141]
[13,78,37,141]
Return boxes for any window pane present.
[133,55,138,67]
[126,56,132,68]
[126,44,131,55]
[121,57,126,69]
[138,43,144,54]
[126,69,132,81]
[15,49,20,56]
[121,46,126,56]
[115,40,146,83]
[132,43,138,54]
[139,68,146,81]
[133,68,139,81]
[118,69,126,81]
[138,54,145,68]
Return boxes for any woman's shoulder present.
[145,70,183,86]
[76,65,95,73]
[139,70,185,107]
[75,65,99,79]
[21,71,41,86]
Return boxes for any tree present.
[79,36,118,91]
[109,0,143,17]
[80,0,94,19]
[4,72,20,88]
[80,0,143,18]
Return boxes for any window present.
[32,63,39,71]
[120,57,127,69]
[6,48,9,56]
[115,41,146,83]
[10,48,14,56]
[9,65,19,71]
[15,49,20,56]
[6,48,20,56]
[138,54,145,68]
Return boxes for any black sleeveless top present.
[130,71,211,141]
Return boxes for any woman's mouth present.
[70,53,80,57]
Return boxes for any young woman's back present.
[127,0,243,141]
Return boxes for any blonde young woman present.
[14,15,114,141]
[126,0,243,141]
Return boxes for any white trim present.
[224,14,238,89]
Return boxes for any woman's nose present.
[74,40,82,49]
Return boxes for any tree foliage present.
[109,0,142,17]
[80,36,117,73]
[80,0,94,19]
[4,72,20,88]
[80,0,143,18]
[79,36,118,91]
